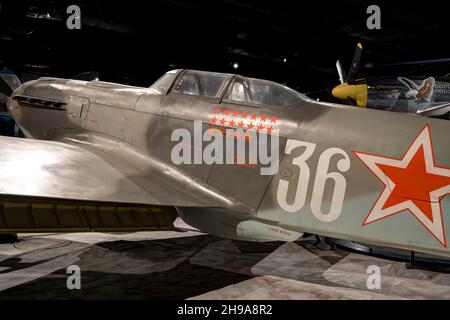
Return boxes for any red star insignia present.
[219,118,226,126]
[354,125,450,247]
[260,114,268,122]
[270,116,278,123]
[241,112,248,119]
[250,114,257,120]
[247,122,254,130]
[232,111,240,117]
[210,116,217,124]
[257,124,265,132]
[229,119,235,127]
[214,107,222,114]
[223,109,230,116]
[238,121,244,128]
[266,126,273,134]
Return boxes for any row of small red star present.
[214,107,278,124]
[210,117,274,134]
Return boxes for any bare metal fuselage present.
[7,75,450,258]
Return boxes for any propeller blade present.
[346,43,363,84]
[336,60,346,84]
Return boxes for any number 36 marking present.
[276,139,351,222]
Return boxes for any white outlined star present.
[354,125,450,247]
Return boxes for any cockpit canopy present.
[150,69,306,107]
[224,76,302,107]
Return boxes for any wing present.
[0,136,153,204]
[0,136,244,232]
[416,102,450,117]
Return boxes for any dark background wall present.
[1,0,450,101]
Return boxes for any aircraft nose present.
[331,83,368,108]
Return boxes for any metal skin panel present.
[151,116,214,182]
[155,93,223,182]
[85,102,130,137]
[0,135,159,204]
[84,81,146,109]
[4,71,450,258]
[65,96,89,128]
[206,135,287,209]
[120,108,161,147]
[134,94,165,114]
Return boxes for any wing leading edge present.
[0,136,160,205]
[0,135,242,207]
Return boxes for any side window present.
[227,78,251,103]
[224,77,302,107]
[175,74,200,95]
[150,72,177,94]
[172,71,229,98]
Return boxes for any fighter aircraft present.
[332,44,450,119]
[0,69,450,259]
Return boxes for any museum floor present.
[0,219,447,299]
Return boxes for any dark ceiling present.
[2,0,450,101]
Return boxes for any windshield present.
[149,70,179,94]
[172,70,231,98]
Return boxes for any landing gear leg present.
[314,235,334,250]
[409,251,416,267]
[405,251,418,270]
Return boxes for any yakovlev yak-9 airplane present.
[332,44,450,119]
[0,69,450,259]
